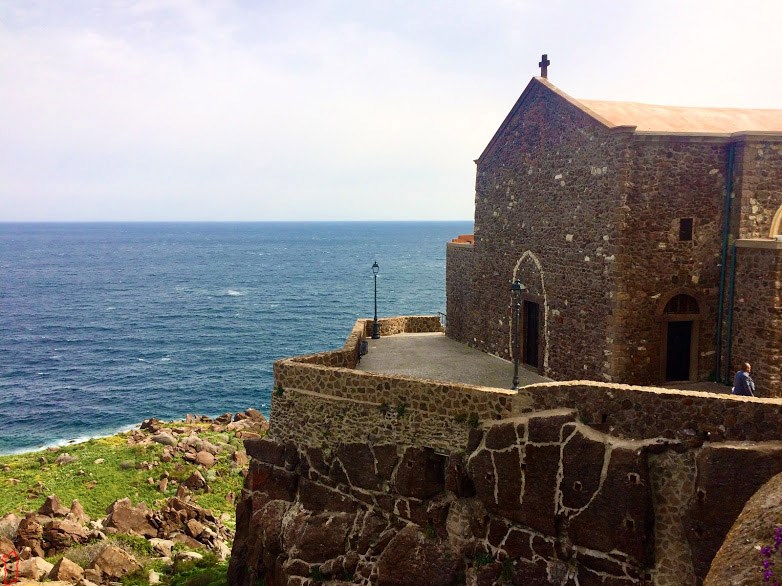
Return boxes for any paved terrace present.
[356,332,550,389]
[356,331,732,394]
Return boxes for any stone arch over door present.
[510,251,549,374]
[769,205,782,238]
[656,289,702,382]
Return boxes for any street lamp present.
[511,280,526,390]
[372,261,380,339]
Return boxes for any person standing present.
[732,362,756,396]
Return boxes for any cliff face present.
[229,408,782,586]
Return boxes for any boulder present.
[183,470,208,491]
[245,409,267,422]
[215,413,233,425]
[195,451,215,468]
[88,545,141,579]
[49,557,84,582]
[186,519,205,539]
[706,470,782,585]
[149,538,175,557]
[140,418,164,432]
[67,499,89,524]
[42,519,90,552]
[0,513,21,540]
[39,495,70,518]
[55,453,77,466]
[18,557,54,581]
[104,498,157,538]
[151,432,178,447]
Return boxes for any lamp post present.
[372,261,380,339]
[511,280,526,390]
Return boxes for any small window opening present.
[679,218,694,241]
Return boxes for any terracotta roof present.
[577,99,782,134]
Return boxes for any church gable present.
[477,77,621,167]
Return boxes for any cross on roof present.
[538,54,550,78]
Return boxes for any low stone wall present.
[272,318,782,449]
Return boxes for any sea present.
[0,221,472,455]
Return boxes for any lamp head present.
[511,280,525,294]
[372,261,379,276]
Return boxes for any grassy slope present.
[0,423,247,526]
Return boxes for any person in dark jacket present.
[732,362,756,396]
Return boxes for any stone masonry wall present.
[445,242,474,344]
[614,136,727,385]
[231,416,782,586]
[467,78,632,381]
[734,137,782,239]
[731,243,782,395]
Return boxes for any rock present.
[148,569,161,585]
[172,533,204,550]
[50,557,84,582]
[159,477,168,493]
[67,499,90,524]
[215,413,233,425]
[88,545,141,579]
[245,408,266,422]
[175,484,190,499]
[43,519,91,551]
[186,519,205,539]
[18,557,54,581]
[104,498,157,538]
[149,538,175,557]
[231,451,248,467]
[233,412,248,421]
[195,451,215,468]
[151,432,178,447]
[376,525,460,586]
[7,478,20,486]
[706,470,782,585]
[182,470,207,491]
[93,458,105,465]
[16,515,43,543]
[83,568,103,584]
[174,551,203,562]
[0,512,21,540]
[226,418,258,432]
[55,453,77,466]
[140,418,164,432]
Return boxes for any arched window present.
[770,205,782,238]
[664,294,699,315]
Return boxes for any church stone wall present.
[467,79,632,382]
[731,243,782,396]
[613,137,728,385]
[445,241,474,344]
[734,137,782,239]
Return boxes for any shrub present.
[468,413,479,429]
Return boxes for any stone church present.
[446,62,782,395]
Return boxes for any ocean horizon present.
[0,221,472,455]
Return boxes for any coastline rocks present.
[195,451,215,468]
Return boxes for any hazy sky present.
[2,1,782,222]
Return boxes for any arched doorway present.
[660,293,701,382]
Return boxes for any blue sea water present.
[0,221,471,455]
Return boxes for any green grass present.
[0,424,246,523]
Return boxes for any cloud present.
[1,0,781,220]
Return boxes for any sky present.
[2,1,782,222]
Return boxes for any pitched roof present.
[578,99,782,134]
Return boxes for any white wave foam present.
[137,358,148,362]
[160,357,172,362]
[0,423,140,457]
[226,289,244,297]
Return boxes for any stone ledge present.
[735,238,782,250]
